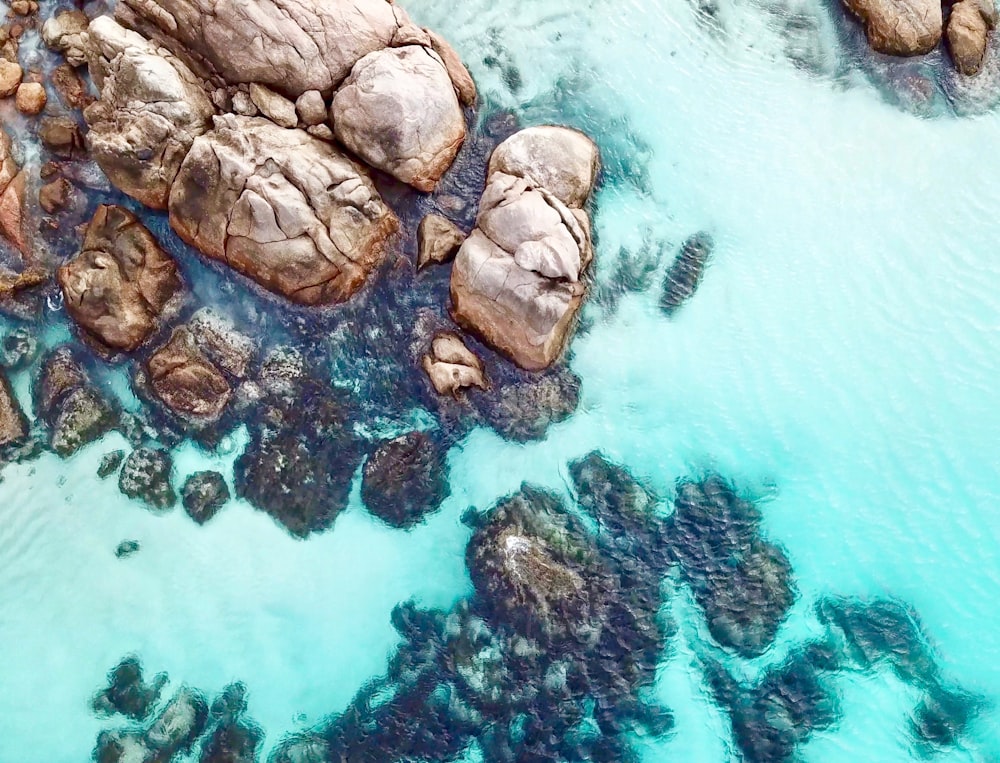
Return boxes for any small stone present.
[51,63,88,109]
[98,450,125,479]
[39,117,84,158]
[249,83,297,128]
[0,327,37,370]
[0,59,22,98]
[39,177,73,214]
[231,90,257,116]
[305,123,334,141]
[15,82,46,115]
[422,332,488,396]
[182,471,230,524]
[295,90,327,125]
[115,540,140,558]
[417,214,465,269]
[119,448,176,510]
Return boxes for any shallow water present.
[3,0,1000,760]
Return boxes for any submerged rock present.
[58,205,183,353]
[912,683,979,749]
[115,539,140,558]
[474,365,580,441]
[361,431,450,528]
[92,656,168,721]
[451,126,600,370]
[146,686,209,757]
[0,326,37,370]
[843,0,942,56]
[0,369,27,447]
[84,16,215,209]
[35,347,117,457]
[668,475,795,657]
[182,471,229,524]
[947,0,997,75]
[421,332,488,396]
[660,232,713,315]
[169,115,398,305]
[147,327,232,423]
[98,449,125,479]
[119,447,176,510]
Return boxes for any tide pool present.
[3,0,1000,760]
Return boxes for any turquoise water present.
[3,0,1000,760]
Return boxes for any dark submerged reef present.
[182,470,230,524]
[659,232,714,316]
[361,430,451,529]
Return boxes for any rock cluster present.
[451,126,600,370]
[95,685,208,763]
[421,332,488,396]
[92,656,168,721]
[58,205,183,353]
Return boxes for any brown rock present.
[947,0,997,74]
[0,59,22,98]
[15,82,46,114]
[0,128,28,254]
[11,0,31,17]
[147,327,231,422]
[427,30,477,107]
[0,369,27,447]
[417,214,465,270]
[421,332,488,396]
[39,116,84,158]
[39,177,73,214]
[58,205,183,352]
[51,63,89,109]
[844,0,943,55]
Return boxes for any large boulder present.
[332,45,466,192]
[0,369,27,447]
[147,327,231,423]
[58,205,183,352]
[83,16,215,209]
[843,0,943,56]
[169,114,397,305]
[450,127,599,371]
[0,127,28,255]
[947,0,997,75]
[361,431,451,528]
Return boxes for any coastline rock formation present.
[451,126,600,370]
[58,205,183,353]
[843,0,943,56]
[947,0,998,74]
[169,115,397,305]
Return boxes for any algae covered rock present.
[361,431,450,528]
[119,447,176,510]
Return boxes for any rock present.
[147,327,232,422]
[0,369,27,447]
[186,308,255,378]
[58,205,183,352]
[426,29,477,106]
[0,127,28,254]
[0,59,22,98]
[119,447,176,509]
[182,470,230,524]
[0,326,37,369]
[35,347,117,457]
[39,116,84,158]
[947,0,997,75]
[417,214,465,270]
[84,16,215,209]
[361,431,451,528]
[844,0,943,56]
[660,232,714,315]
[487,125,600,209]
[41,10,89,67]
[200,720,262,763]
[249,82,297,128]
[475,365,580,442]
[146,686,209,757]
[912,683,978,748]
[115,539,140,558]
[92,656,168,720]
[51,63,88,108]
[169,114,397,305]
[332,46,466,192]
[667,476,796,657]
[14,82,46,114]
[39,177,73,214]
[306,123,335,141]
[231,90,257,116]
[421,332,488,396]
[451,127,599,371]
[295,90,326,126]
[235,376,363,537]
[98,449,125,478]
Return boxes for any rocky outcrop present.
[147,327,231,423]
[169,115,397,305]
[417,213,465,270]
[844,0,943,56]
[181,470,229,524]
[58,205,183,353]
[451,127,600,371]
[947,0,997,74]
[35,347,117,457]
[0,369,27,447]
[0,127,28,255]
[332,45,466,192]
[83,16,214,209]
[119,447,176,509]
[361,431,450,528]
[422,332,488,396]
[186,308,255,379]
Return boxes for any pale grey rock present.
[295,90,327,126]
[422,332,488,396]
[249,83,297,128]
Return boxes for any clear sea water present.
[2,0,1000,760]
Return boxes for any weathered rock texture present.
[0,370,27,447]
[83,16,214,209]
[147,327,232,422]
[42,10,90,67]
[417,213,465,270]
[169,115,397,305]
[843,0,943,56]
[58,205,183,352]
[947,0,998,74]
[451,126,600,371]
[0,127,28,255]
[35,347,117,457]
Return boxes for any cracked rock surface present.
[948,0,998,74]
[451,127,600,371]
[58,205,183,353]
[844,0,943,56]
[147,326,232,423]
[0,127,28,256]
[169,114,398,305]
